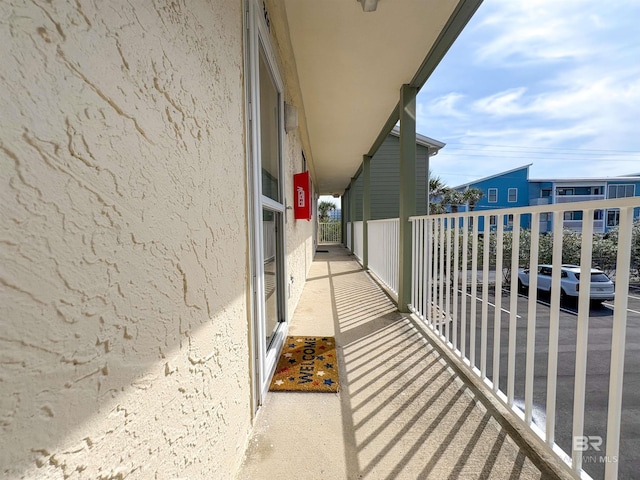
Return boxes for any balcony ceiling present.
[283,0,479,195]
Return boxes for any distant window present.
[541,189,551,197]
[507,214,514,227]
[594,210,603,220]
[557,188,574,196]
[540,213,550,222]
[488,188,498,203]
[508,188,517,202]
[607,209,620,227]
[608,184,635,199]
[489,215,497,226]
[564,211,582,221]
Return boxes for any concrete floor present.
[237,245,563,480]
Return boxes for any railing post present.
[341,189,349,246]
[362,155,371,269]
[349,177,356,255]
[397,84,417,312]
[605,206,634,480]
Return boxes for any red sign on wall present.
[293,171,311,221]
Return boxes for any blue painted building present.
[451,164,640,233]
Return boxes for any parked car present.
[517,264,615,305]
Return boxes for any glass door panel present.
[259,44,280,203]
[262,208,282,348]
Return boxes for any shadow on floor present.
[238,245,557,479]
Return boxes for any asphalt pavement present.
[445,285,640,480]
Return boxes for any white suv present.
[517,264,615,305]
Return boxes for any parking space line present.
[460,290,522,318]
[603,303,640,315]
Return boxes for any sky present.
[418,0,640,188]
[320,0,640,208]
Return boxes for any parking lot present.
[448,284,640,479]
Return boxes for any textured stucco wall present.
[0,1,253,478]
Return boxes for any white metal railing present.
[367,218,399,298]
[346,222,352,249]
[353,221,363,261]
[318,222,341,244]
[555,194,606,204]
[409,196,640,480]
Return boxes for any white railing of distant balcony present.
[367,218,399,298]
[318,222,341,244]
[555,194,606,204]
[409,196,640,480]
[353,221,364,262]
[346,222,352,250]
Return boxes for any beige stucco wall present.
[0,1,256,478]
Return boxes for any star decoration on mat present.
[284,353,292,358]
[316,355,324,360]
[288,377,295,381]
[317,371,325,377]
[323,379,335,387]
[296,338,304,342]
[288,343,296,348]
[274,380,284,386]
[288,359,296,364]
[325,363,333,369]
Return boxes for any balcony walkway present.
[237,245,561,480]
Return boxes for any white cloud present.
[420,92,468,119]
[474,0,608,65]
[417,1,640,187]
[472,88,527,116]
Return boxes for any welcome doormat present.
[269,336,339,392]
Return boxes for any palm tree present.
[318,200,336,222]
[427,170,483,213]
[428,171,450,214]
[462,187,484,211]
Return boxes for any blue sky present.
[320,0,640,207]
[418,0,640,187]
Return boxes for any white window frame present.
[607,209,620,227]
[488,188,498,203]
[245,0,288,409]
[608,184,635,199]
[508,188,517,203]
